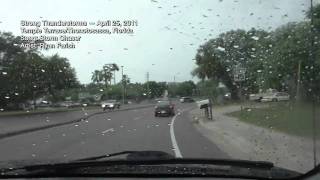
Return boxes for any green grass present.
[227,102,319,137]
[0,106,100,117]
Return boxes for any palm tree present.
[101,68,112,88]
[91,70,102,84]
[110,64,119,84]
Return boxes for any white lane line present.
[170,113,183,158]
[102,128,114,134]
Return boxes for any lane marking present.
[102,128,114,134]
[170,113,183,158]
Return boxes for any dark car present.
[154,101,175,117]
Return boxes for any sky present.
[0,0,312,84]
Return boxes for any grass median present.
[227,102,319,137]
[0,106,101,117]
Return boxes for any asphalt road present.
[0,102,228,163]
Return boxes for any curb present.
[0,104,154,140]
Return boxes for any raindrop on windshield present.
[251,36,259,41]
[216,46,225,52]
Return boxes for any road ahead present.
[0,102,227,163]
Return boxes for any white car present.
[179,97,194,103]
[249,93,263,101]
[261,92,290,102]
[101,100,121,110]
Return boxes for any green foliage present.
[144,81,167,98]
[196,79,219,98]
[168,81,196,97]
[91,64,120,87]
[192,5,320,100]
[192,28,272,99]
[0,32,79,108]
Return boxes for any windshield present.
[0,0,319,178]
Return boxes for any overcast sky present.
[0,0,312,84]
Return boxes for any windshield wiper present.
[0,151,301,179]
[74,150,174,161]
[3,151,274,171]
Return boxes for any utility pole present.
[113,69,116,85]
[121,66,124,104]
[146,72,150,99]
[296,60,301,101]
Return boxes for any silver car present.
[261,92,290,102]
[101,100,121,110]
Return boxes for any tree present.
[192,28,271,99]
[45,54,79,100]
[0,32,79,108]
[110,63,119,84]
[144,81,167,98]
[177,81,196,96]
[91,65,114,88]
[91,70,103,84]
[168,81,196,97]
[102,67,113,87]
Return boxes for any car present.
[261,92,290,102]
[101,100,121,110]
[249,93,263,101]
[154,100,175,117]
[59,101,72,108]
[179,97,194,103]
[249,89,278,102]
[223,92,231,100]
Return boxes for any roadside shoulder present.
[189,106,315,173]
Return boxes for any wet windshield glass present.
[0,0,319,178]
